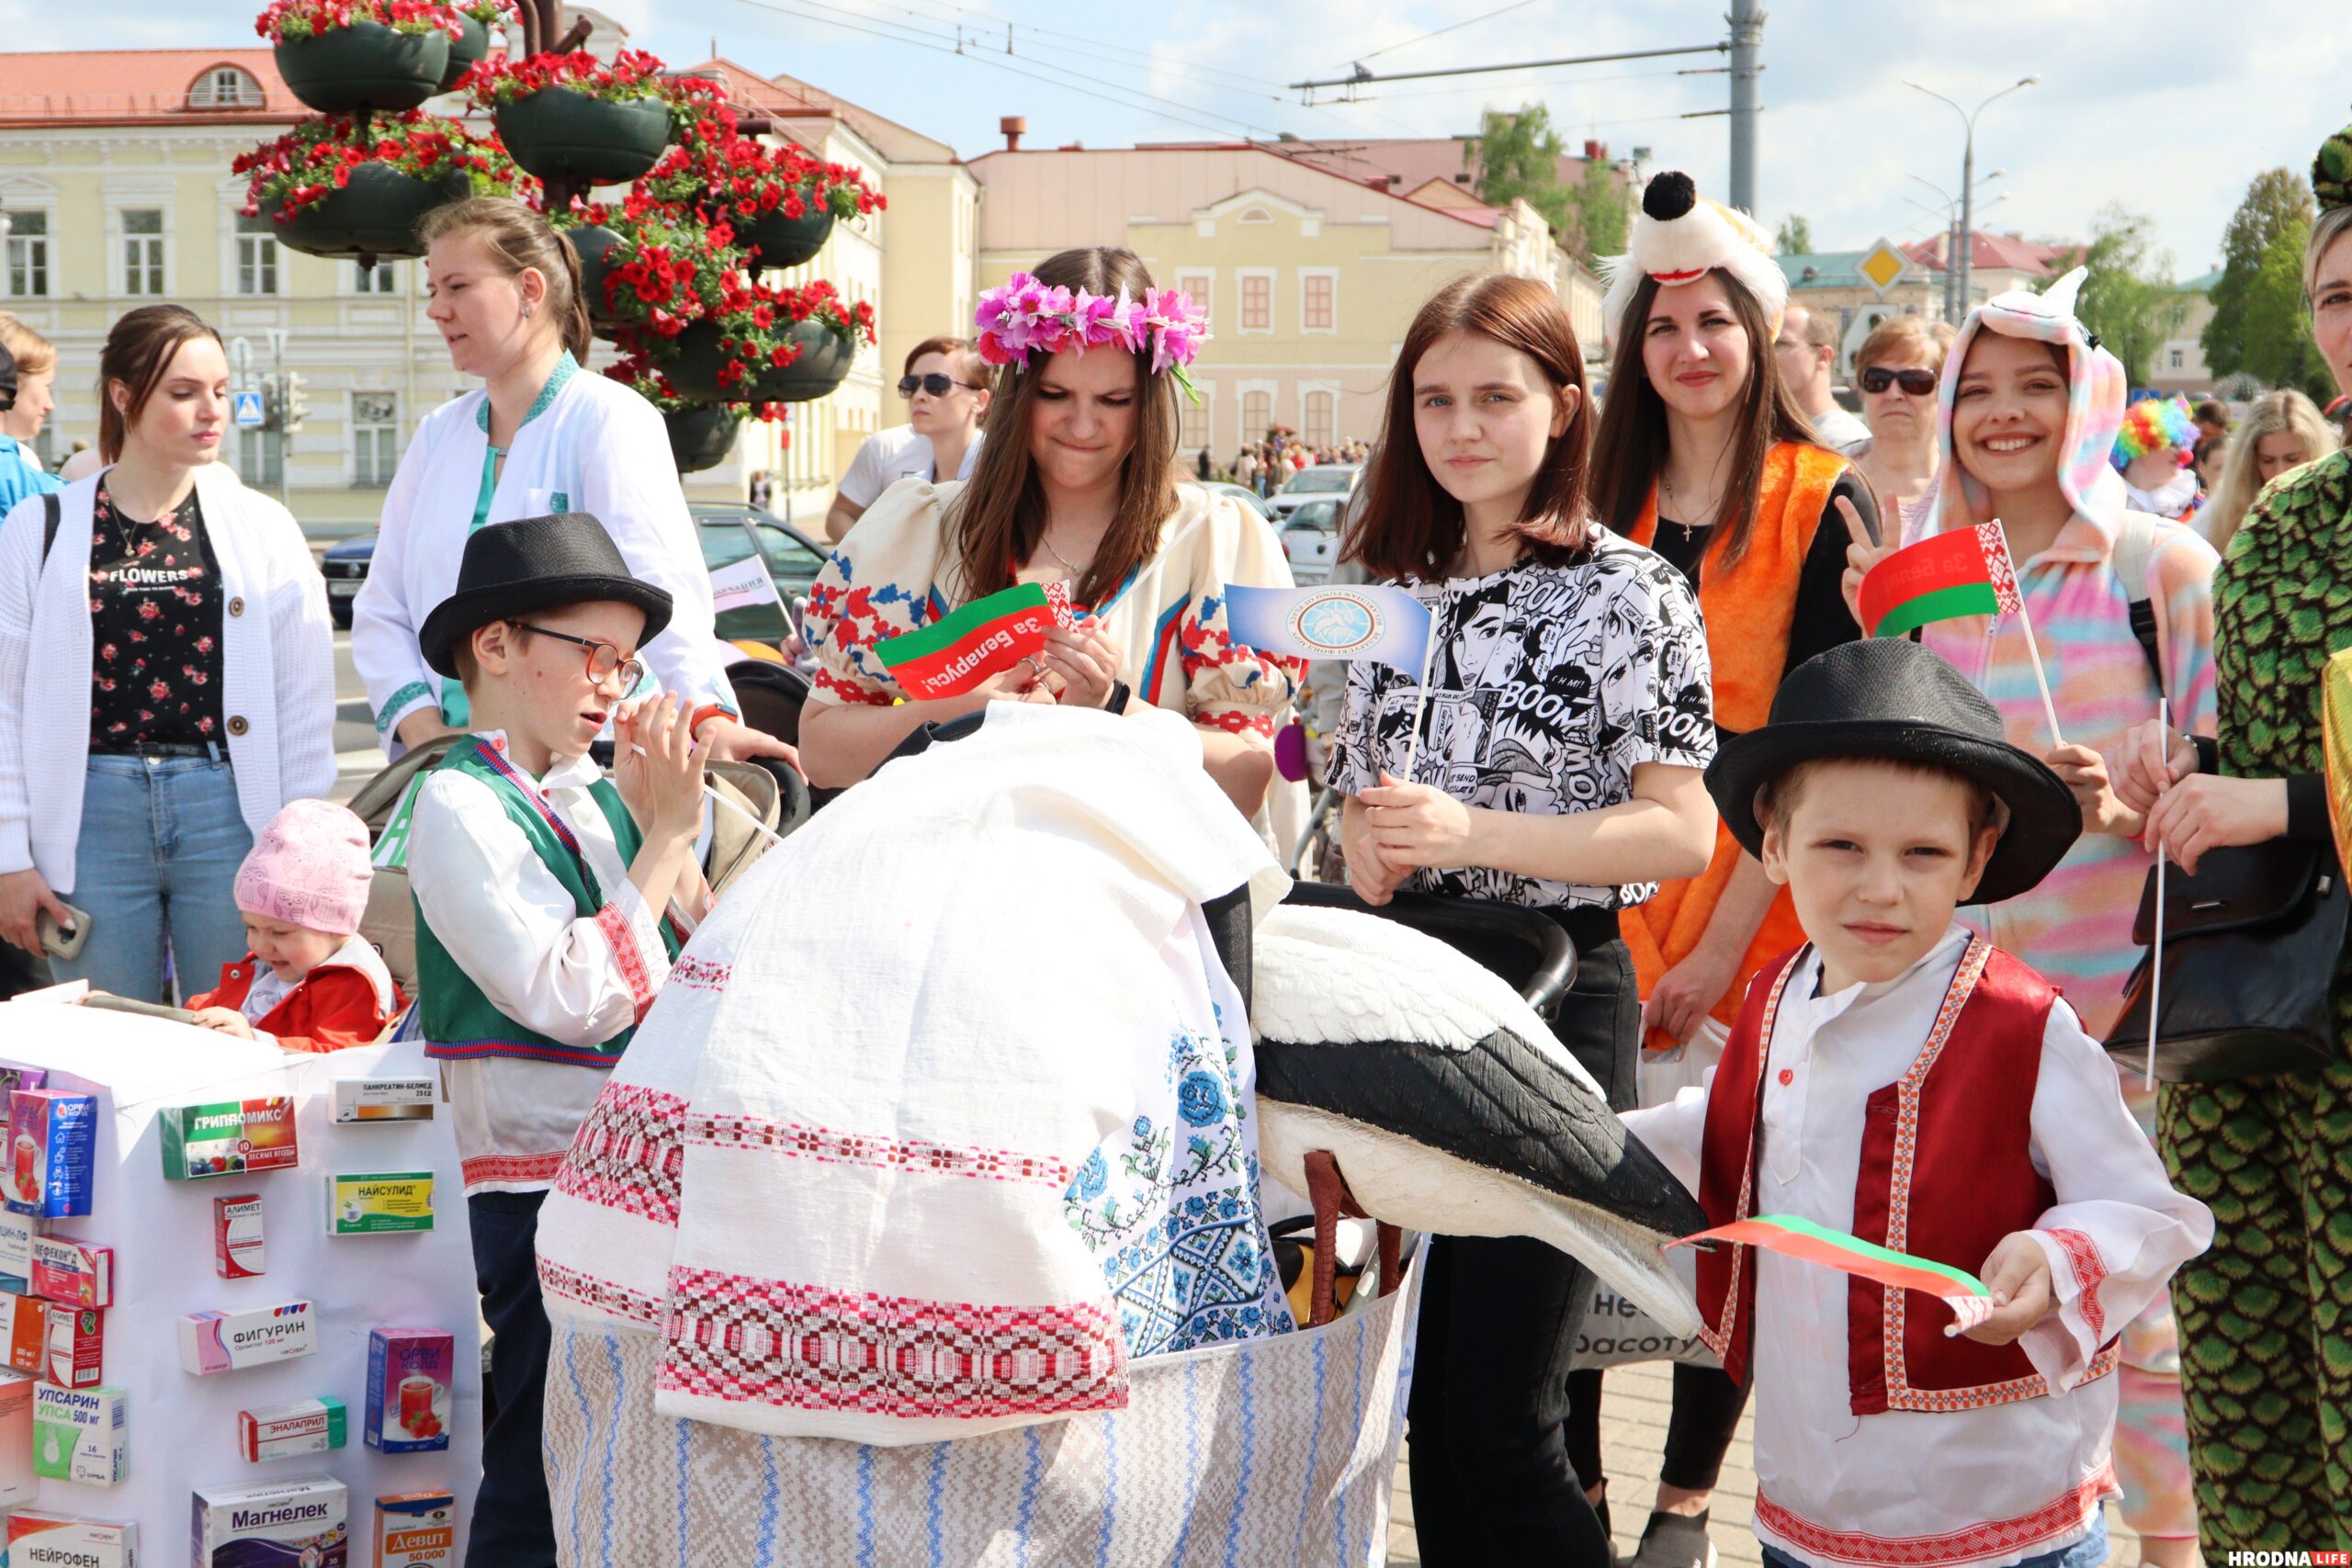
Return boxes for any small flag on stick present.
[1226,583,1441,781]
[1859,522,2064,746]
[875,581,1074,701]
[1672,1213,1997,1337]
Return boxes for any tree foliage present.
[2053,205,2185,386]
[2241,215,2334,400]
[2203,167,2314,380]
[1466,102,1629,265]
[1774,213,1814,254]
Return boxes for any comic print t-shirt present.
[1325,530,1714,912]
[87,480,225,748]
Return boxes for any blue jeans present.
[1764,1515,2108,1568]
[50,753,252,1003]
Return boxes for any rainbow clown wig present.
[2112,395,2198,471]
[1600,171,1787,350]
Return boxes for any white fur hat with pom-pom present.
[1600,171,1788,350]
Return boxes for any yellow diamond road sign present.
[1858,240,1909,298]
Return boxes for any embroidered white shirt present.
[408,735,672,1195]
[1623,925,2212,1567]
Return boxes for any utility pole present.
[1727,0,1764,215]
[1906,76,2037,319]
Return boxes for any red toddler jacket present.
[188,947,404,1055]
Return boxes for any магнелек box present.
[181,1300,314,1375]
[193,1475,347,1567]
[33,1382,124,1486]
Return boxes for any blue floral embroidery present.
[1072,1149,1108,1201]
[1177,1071,1227,1127]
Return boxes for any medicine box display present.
[372,1491,456,1568]
[33,1382,124,1486]
[0,1061,49,1111]
[214,1194,266,1279]
[193,1476,347,1568]
[28,1235,111,1308]
[0,1212,36,1294]
[364,1328,452,1453]
[45,1304,102,1388]
[159,1097,299,1181]
[6,1090,95,1218]
[4,1511,136,1568]
[180,1300,315,1375]
[238,1396,346,1461]
[332,1077,435,1124]
[326,1172,435,1236]
[0,1373,33,1506]
[2,1292,40,1375]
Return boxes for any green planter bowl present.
[275,19,451,115]
[665,405,745,473]
[564,223,628,329]
[736,204,834,273]
[496,88,673,186]
[667,319,858,404]
[275,163,473,263]
[437,12,491,94]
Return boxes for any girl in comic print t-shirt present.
[1326,530,1714,912]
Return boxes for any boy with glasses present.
[824,333,991,542]
[405,513,710,1568]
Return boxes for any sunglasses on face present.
[1860,367,1939,396]
[898,373,980,398]
[514,622,646,692]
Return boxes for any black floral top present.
[87,481,224,747]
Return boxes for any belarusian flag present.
[1673,1213,1996,1336]
[1858,523,2023,638]
[876,581,1074,701]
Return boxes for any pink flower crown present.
[974,273,1207,400]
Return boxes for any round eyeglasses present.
[514,622,647,691]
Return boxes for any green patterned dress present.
[2160,447,2352,1547]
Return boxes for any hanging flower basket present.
[262,5,458,115]
[235,111,527,261]
[664,311,861,405]
[277,161,475,260]
[641,116,882,274]
[737,207,834,273]
[663,404,745,472]
[464,50,704,186]
[437,0,517,93]
[560,221,629,329]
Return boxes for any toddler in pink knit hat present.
[184,799,405,1053]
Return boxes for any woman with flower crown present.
[799,246,1301,826]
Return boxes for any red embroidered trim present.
[538,1255,662,1326]
[685,1115,1075,1190]
[1756,1463,2116,1567]
[660,1267,1125,1420]
[552,1083,687,1225]
[812,666,896,707]
[669,955,732,992]
[2042,1227,2108,1345]
[461,1152,568,1189]
[593,903,657,1022]
[1700,953,1804,1366]
[1198,709,1276,737]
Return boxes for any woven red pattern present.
[554,1083,688,1226]
[685,1114,1075,1190]
[539,1255,662,1326]
[1757,1462,2113,1566]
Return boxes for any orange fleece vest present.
[1620,441,1849,1050]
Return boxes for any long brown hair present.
[948,247,1181,609]
[416,197,593,363]
[98,304,222,463]
[1347,273,1594,580]
[1589,268,1818,570]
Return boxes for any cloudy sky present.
[52,0,2352,277]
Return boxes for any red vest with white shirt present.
[1692,936,2118,1413]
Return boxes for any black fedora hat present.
[1705,638,2081,906]
[418,513,673,679]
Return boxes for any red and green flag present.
[876,581,1074,701]
[1672,1213,1996,1336]
[1858,523,2023,638]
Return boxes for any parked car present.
[1205,481,1275,523]
[1280,498,1344,585]
[313,506,831,643]
[1268,463,1361,521]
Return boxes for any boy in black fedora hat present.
[1622,637,2210,1568]
[405,513,710,1568]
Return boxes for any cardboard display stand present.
[0,998,481,1561]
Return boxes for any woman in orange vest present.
[1580,171,1879,1567]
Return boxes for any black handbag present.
[2104,838,2350,1082]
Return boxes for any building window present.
[1241,273,1272,333]
[1238,207,1272,225]
[188,66,264,108]
[235,425,282,491]
[6,212,46,299]
[1242,390,1272,444]
[1304,390,1334,448]
[1180,389,1208,454]
[1178,271,1211,315]
[236,234,277,296]
[354,260,399,294]
[122,209,164,297]
[353,392,398,487]
[2170,349,2184,370]
[1302,273,1334,333]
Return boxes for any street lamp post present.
[1905,75,2037,318]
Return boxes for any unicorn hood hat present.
[1600,171,1787,349]
[1932,266,2131,539]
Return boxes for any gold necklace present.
[1037,528,1089,577]
[1658,473,1696,541]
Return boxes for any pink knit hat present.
[232,799,373,936]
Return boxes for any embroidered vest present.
[415,741,678,1066]
[1693,938,2108,1414]
[1620,443,1849,1048]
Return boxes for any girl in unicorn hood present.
[1849,267,2219,1567]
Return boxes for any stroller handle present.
[1280,881,1577,1017]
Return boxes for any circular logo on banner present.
[1287,591,1381,657]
